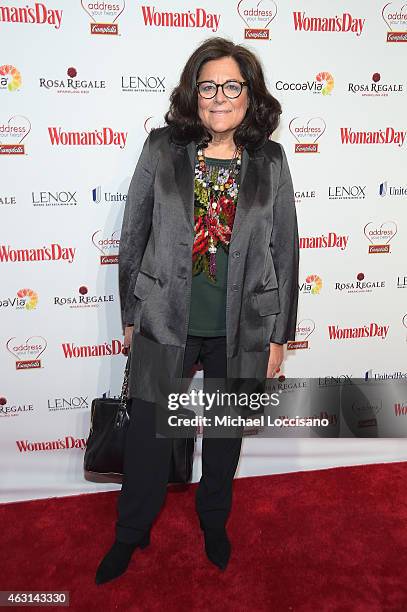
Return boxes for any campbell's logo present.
[48,126,127,148]
[335,272,385,294]
[0,397,34,418]
[299,232,348,250]
[0,288,39,311]
[364,221,397,253]
[53,285,115,308]
[237,0,277,40]
[328,323,389,340]
[340,127,406,147]
[0,243,75,263]
[0,115,31,155]
[81,0,125,35]
[0,3,63,29]
[299,274,323,295]
[92,229,120,264]
[348,72,404,96]
[61,339,125,358]
[382,2,407,41]
[32,190,78,207]
[0,65,22,92]
[292,11,366,36]
[276,71,334,95]
[16,435,87,452]
[39,67,106,94]
[141,5,220,32]
[6,335,47,370]
[287,318,315,350]
[289,116,326,153]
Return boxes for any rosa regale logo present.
[17,288,38,310]
[81,0,125,35]
[0,3,63,28]
[289,116,326,153]
[382,2,407,42]
[237,0,277,40]
[6,335,47,370]
[92,229,120,265]
[0,65,22,92]
[287,318,315,350]
[0,115,31,155]
[364,220,397,253]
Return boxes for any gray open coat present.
[119,127,299,402]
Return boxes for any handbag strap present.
[119,352,131,408]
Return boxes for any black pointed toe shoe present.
[95,529,150,585]
[200,522,231,570]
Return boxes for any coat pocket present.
[254,288,281,316]
[133,270,157,300]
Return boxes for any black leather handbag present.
[84,355,195,483]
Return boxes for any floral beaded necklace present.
[192,144,243,282]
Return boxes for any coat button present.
[233,251,240,258]
[231,284,239,291]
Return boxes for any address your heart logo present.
[287,319,315,350]
[237,0,277,40]
[0,115,31,155]
[81,0,126,35]
[6,336,47,370]
[289,116,326,153]
[364,220,397,253]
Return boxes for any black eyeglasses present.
[196,80,248,99]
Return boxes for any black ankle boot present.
[95,529,150,585]
[200,521,231,570]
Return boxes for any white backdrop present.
[1,0,406,503]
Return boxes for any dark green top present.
[188,157,238,337]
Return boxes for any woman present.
[95,37,299,585]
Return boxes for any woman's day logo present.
[6,336,47,370]
[91,230,120,264]
[81,0,125,35]
[364,221,397,253]
[289,117,326,153]
[287,319,315,350]
[382,2,407,41]
[0,65,22,92]
[0,115,31,155]
[237,0,277,40]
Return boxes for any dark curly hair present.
[165,37,281,151]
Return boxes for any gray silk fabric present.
[118,127,299,401]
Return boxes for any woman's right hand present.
[123,325,134,355]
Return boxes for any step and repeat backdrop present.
[1,1,406,502]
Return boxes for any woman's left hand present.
[267,342,284,378]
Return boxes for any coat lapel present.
[230,149,263,245]
[170,141,195,231]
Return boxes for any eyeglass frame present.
[196,79,249,99]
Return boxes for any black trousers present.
[116,335,243,543]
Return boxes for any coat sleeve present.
[118,134,155,330]
[269,144,299,344]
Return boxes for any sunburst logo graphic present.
[0,65,22,92]
[17,288,38,310]
[306,274,323,294]
[315,72,334,95]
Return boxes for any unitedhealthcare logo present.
[379,181,407,197]
[91,186,127,204]
[365,369,407,381]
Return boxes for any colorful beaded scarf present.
[192,144,243,282]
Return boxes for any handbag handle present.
[115,353,131,428]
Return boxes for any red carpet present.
[1,462,407,611]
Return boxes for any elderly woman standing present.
[96,37,299,585]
